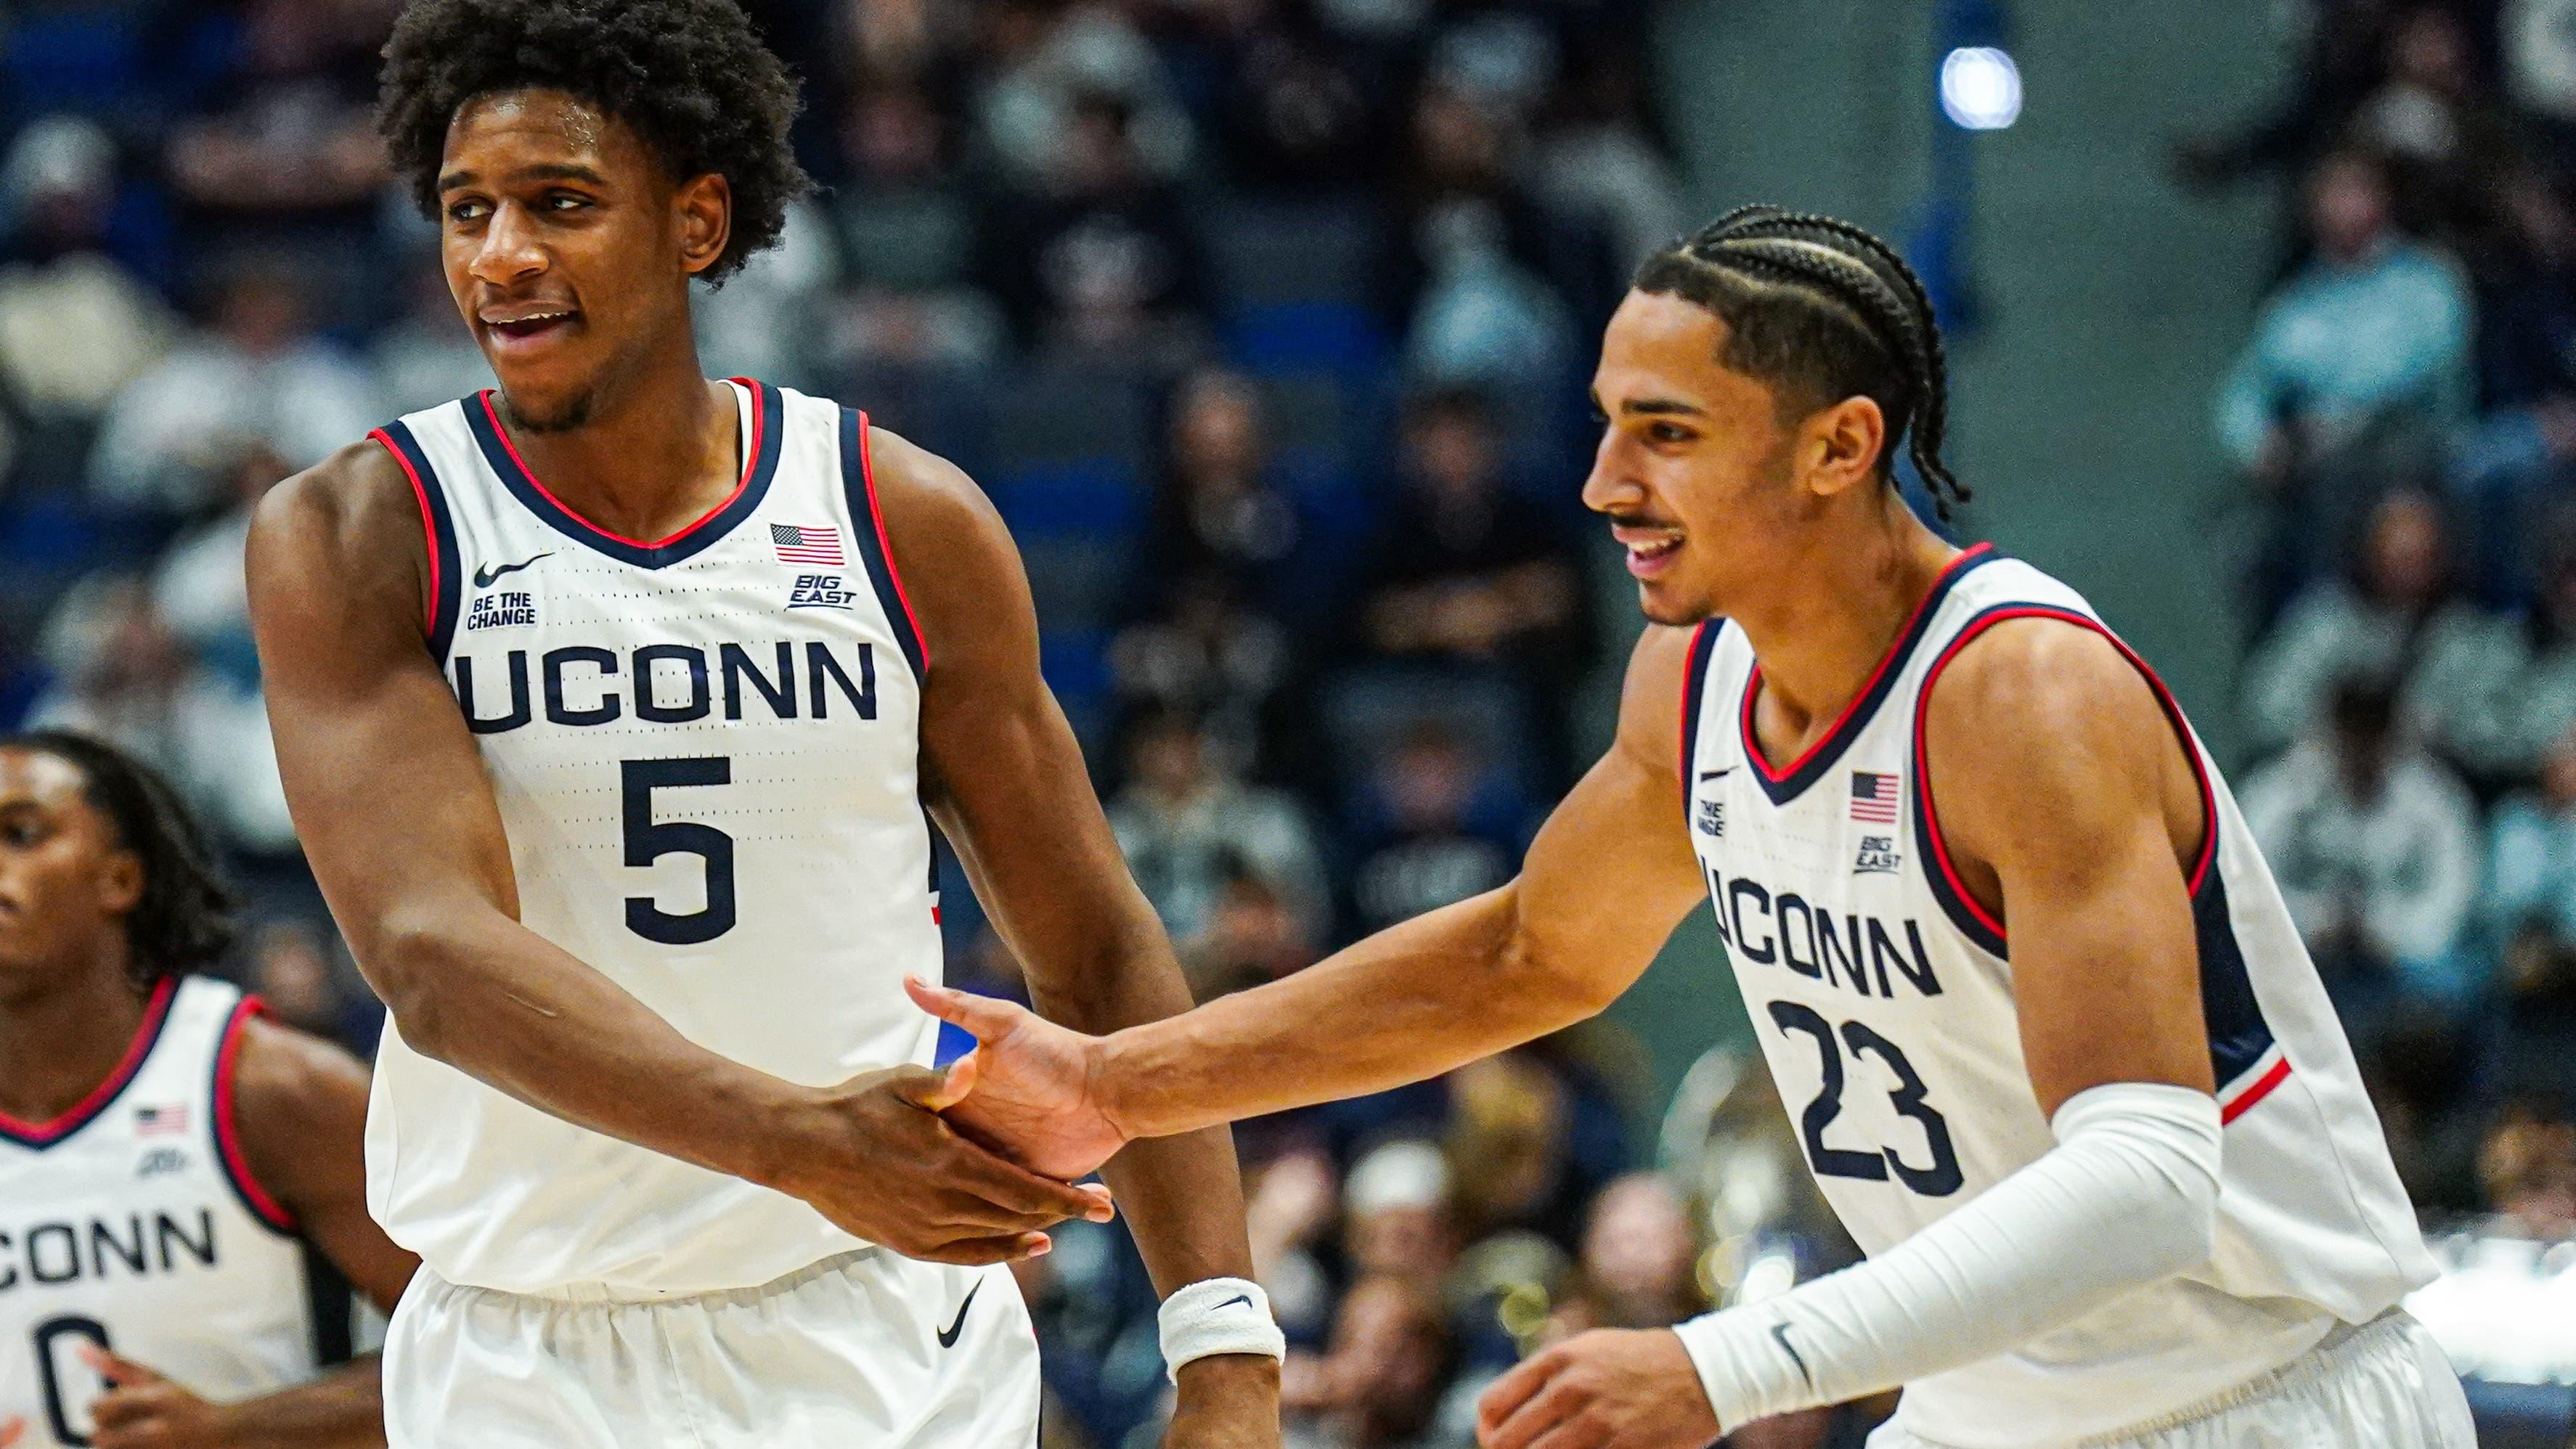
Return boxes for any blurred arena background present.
[4,0,2576,1444]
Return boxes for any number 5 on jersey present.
[622,757,735,944]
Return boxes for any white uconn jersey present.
[370,380,940,1297]
[1679,547,2437,1446]
[1,979,317,1447]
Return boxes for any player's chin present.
[1633,581,1714,629]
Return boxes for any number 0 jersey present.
[372,380,940,1297]
[1,978,317,1448]
[1679,547,2437,1448]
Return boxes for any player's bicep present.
[1924,623,2212,1116]
[246,458,518,952]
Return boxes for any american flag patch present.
[134,1104,189,1136]
[1850,771,1900,824]
[770,524,845,566]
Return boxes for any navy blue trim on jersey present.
[463,380,784,569]
[0,977,180,1149]
[1739,544,2000,807]
[209,997,299,1238]
[377,420,462,664]
[1677,619,1725,809]
[1910,769,2013,959]
[2192,861,2278,1089]
[841,407,929,679]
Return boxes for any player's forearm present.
[363,907,811,1187]
[1675,1082,2222,1429]
[214,1358,387,1448]
[1096,882,1615,1140]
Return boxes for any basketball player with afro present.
[911,208,2481,1448]
[0,733,417,1448]
[248,0,1278,1444]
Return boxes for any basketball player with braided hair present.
[908,207,2475,1448]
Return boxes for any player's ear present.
[674,172,732,278]
[1800,394,1887,502]
[97,847,143,918]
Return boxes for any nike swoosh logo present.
[1699,768,1734,781]
[937,1281,983,1348]
[1212,1293,1253,1312]
[1769,1321,1814,1390]
[473,552,552,588]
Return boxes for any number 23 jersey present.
[1678,546,2436,1447]
[370,380,939,1298]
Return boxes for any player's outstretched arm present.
[247,445,1110,1265]
[77,1017,409,1448]
[1505,619,2227,1447]
[908,621,1711,1172]
[864,427,1281,1439]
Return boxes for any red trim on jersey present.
[1911,605,2221,946]
[213,996,299,1233]
[0,977,178,1145]
[2220,1054,2293,1124]
[1741,543,1993,783]
[853,413,932,673]
[372,427,439,637]
[473,379,765,550]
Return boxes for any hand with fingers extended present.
[1474,1329,1719,1449]
[766,1054,1117,1264]
[902,977,1130,1181]
[73,1345,239,1449]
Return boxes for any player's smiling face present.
[1583,290,1817,626]
[0,749,141,989]
[436,89,729,430]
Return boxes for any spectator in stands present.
[1353,385,1589,774]
[2349,7,2528,246]
[984,89,1208,359]
[1218,8,1380,191]
[1246,1146,1342,1347]
[151,441,283,684]
[2242,675,2484,1029]
[1132,369,1311,624]
[2239,483,2519,765]
[1281,1275,1471,1449]
[87,262,381,514]
[2451,164,2576,599]
[1179,862,1320,1000]
[0,116,174,445]
[1107,703,1328,944]
[2450,516,2576,778]
[1551,1172,1702,1331]
[2474,1098,2576,1238]
[2214,148,2472,554]
[1346,719,1521,934]
[1342,1138,1461,1294]
[1395,86,1583,399]
[2484,727,2576,1089]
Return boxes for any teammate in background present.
[245,1,1278,1445]
[909,208,2480,1448]
[0,732,417,1449]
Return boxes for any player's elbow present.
[1494,886,1626,1023]
[2054,1081,2225,1281]
[356,911,475,1062]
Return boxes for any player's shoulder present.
[1610,620,1711,771]
[1923,611,2159,743]
[249,434,421,572]
[858,420,1000,533]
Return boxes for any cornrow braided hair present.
[1631,205,1969,520]
[3,730,237,989]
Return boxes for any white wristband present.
[1158,1277,1286,1381]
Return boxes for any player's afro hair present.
[377,0,812,285]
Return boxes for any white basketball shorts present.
[1865,1310,2475,1449]
[382,1248,1040,1448]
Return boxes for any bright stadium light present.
[1939,46,2023,130]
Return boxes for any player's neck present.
[1732,503,1960,740]
[0,953,151,1124]
[496,351,741,543]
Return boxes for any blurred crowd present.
[0,0,1811,1444]
[2184,0,2576,1404]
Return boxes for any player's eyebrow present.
[438,162,609,192]
[1619,397,1707,417]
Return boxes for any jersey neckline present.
[464,377,784,570]
[1737,542,1999,807]
[0,976,181,1149]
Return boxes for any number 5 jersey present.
[370,380,939,1298]
[1677,545,2436,1448]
